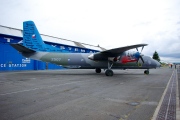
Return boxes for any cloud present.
[160,56,180,63]
[177,21,180,24]
[160,53,180,58]
[0,0,180,63]
[142,35,180,56]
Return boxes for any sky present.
[0,0,180,63]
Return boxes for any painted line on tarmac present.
[176,69,180,120]
[152,69,178,120]
[0,81,83,96]
[151,70,174,120]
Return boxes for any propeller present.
[135,46,145,63]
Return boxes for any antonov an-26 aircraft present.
[11,21,160,76]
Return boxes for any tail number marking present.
[51,58,61,61]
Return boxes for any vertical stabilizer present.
[23,21,47,51]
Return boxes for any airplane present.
[11,21,160,76]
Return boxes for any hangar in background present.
[0,25,106,71]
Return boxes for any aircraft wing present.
[101,44,147,55]
[88,44,148,60]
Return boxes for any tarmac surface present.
[0,68,175,120]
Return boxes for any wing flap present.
[101,44,148,55]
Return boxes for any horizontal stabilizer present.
[10,44,35,53]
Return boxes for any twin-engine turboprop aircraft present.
[11,21,160,76]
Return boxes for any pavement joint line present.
[151,70,174,120]
[0,80,83,96]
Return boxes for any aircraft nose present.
[154,60,161,68]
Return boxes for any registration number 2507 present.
[51,58,61,61]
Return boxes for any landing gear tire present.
[144,70,149,75]
[95,68,101,73]
[105,69,114,76]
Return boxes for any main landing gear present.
[95,68,101,73]
[105,69,113,76]
[95,61,114,76]
[105,61,114,76]
[144,69,149,75]
[95,68,114,76]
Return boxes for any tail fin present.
[23,21,47,51]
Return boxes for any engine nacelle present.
[120,56,137,64]
[108,56,120,62]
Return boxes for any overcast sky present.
[0,0,180,63]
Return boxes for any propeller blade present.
[136,59,139,63]
[140,56,144,63]
[135,46,146,63]
[141,46,144,53]
[136,48,138,52]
